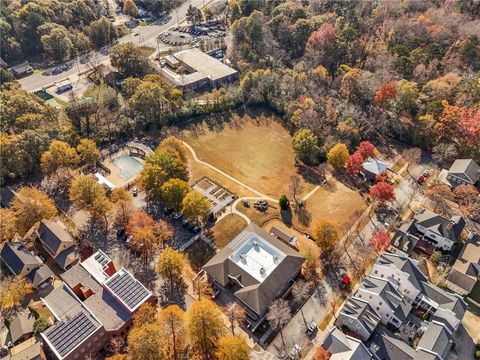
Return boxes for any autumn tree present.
[224,302,245,335]
[126,211,155,234]
[127,322,163,360]
[110,42,151,77]
[69,175,112,222]
[266,299,291,347]
[161,178,190,211]
[327,143,349,169]
[453,184,479,207]
[0,208,17,243]
[0,277,33,316]
[156,248,186,292]
[357,141,376,160]
[153,220,175,249]
[76,138,100,166]
[313,220,339,252]
[182,190,211,225]
[305,23,338,72]
[40,140,79,175]
[216,335,250,360]
[142,149,188,202]
[123,0,139,18]
[369,182,396,204]
[292,128,319,165]
[369,232,391,254]
[159,137,187,163]
[428,185,454,214]
[133,302,157,326]
[314,347,331,360]
[158,305,185,360]
[346,151,364,175]
[374,81,397,106]
[186,298,225,359]
[12,186,57,235]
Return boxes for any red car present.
[417,175,425,184]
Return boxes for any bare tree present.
[224,302,245,335]
[402,148,422,179]
[291,280,312,328]
[432,143,457,165]
[289,175,303,207]
[267,299,291,348]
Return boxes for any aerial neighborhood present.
[0,1,479,360]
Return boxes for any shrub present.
[279,195,290,210]
[33,318,49,334]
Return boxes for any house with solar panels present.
[40,250,153,360]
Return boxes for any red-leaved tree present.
[374,81,397,106]
[370,231,391,253]
[369,182,395,203]
[357,141,376,160]
[346,151,364,174]
[126,211,155,235]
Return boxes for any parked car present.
[288,344,301,359]
[306,321,317,334]
[192,226,201,234]
[417,175,425,184]
[173,211,183,220]
[423,170,430,177]
[132,187,138,196]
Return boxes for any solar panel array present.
[94,252,110,268]
[45,311,99,357]
[105,271,150,310]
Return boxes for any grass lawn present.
[303,178,367,234]
[236,200,280,225]
[185,149,256,197]
[183,114,316,199]
[211,214,247,248]
[139,46,156,57]
[83,84,120,104]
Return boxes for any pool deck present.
[102,150,145,188]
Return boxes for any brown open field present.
[304,179,367,234]
[211,214,247,248]
[183,114,315,198]
[236,178,367,236]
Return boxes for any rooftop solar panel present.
[44,311,100,357]
[105,270,150,310]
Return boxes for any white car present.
[288,344,301,359]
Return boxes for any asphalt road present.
[18,0,220,92]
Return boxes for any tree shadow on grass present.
[296,164,326,186]
[320,252,346,296]
[158,280,187,309]
[280,208,293,226]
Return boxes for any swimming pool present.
[111,153,144,181]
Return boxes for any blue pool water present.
[112,154,144,181]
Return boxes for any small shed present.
[362,158,389,179]
[270,226,298,249]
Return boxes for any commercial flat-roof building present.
[159,48,238,91]
[203,223,304,329]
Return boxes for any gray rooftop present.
[203,223,305,315]
[391,221,420,255]
[0,186,16,207]
[26,264,54,288]
[0,242,41,276]
[338,297,381,335]
[38,219,76,257]
[173,48,238,81]
[448,159,480,183]
[416,322,451,359]
[61,264,131,332]
[414,208,465,243]
[9,310,35,344]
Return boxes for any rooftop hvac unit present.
[260,267,266,275]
